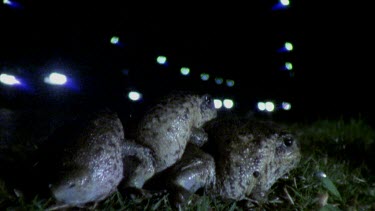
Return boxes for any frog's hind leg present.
[119,140,157,196]
[167,143,216,208]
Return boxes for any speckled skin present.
[49,110,124,206]
[167,117,301,204]
[204,117,301,201]
[127,93,217,189]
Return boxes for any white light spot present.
[282,102,291,110]
[44,72,67,85]
[213,99,222,109]
[110,36,119,45]
[156,56,167,65]
[3,0,12,5]
[128,91,142,101]
[223,99,234,109]
[200,73,210,81]
[0,73,21,85]
[257,102,266,111]
[280,0,290,6]
[180,67,190,76]
[315,171,327,178]
[265,102,275,112]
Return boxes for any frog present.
[165,116,301,207]
[121,92,217,191]
[46,109,124,208]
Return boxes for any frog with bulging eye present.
[165,117,301,207]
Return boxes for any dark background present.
[1,1,374,125]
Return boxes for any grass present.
[1,117,375,210]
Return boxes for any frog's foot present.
[169,185,197,209]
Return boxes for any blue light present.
[215,77,223,85]
[156,56,167,65]
[180,67,190,76]
[272,0,290,10]
[200,73,210,81]
[3,0,22,9]
[281,102,291,110]
[0,73,21,86]
[44,72,67,85]
[226,79,235,87]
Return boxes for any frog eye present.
[283,136,294,147]
[201,94,214,109]
[253,171,260,178]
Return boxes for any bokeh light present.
[257,102,266,111]
[215,77,223,85]
[180,67,190,76]
[284,42,293,51]
[223,99,234,109]
[214,99,223,109]
[0,73,21,86]
[110,36,119,45]
[226,79,235,87]
[200,73,210,81]
[156,56,167,65]
[44,72,67,85]
[285,62,293,71]
[128,91,142,101]
[282,102,291,110]
[265,101,275,112]
[280,0,290,6]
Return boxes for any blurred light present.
[280,0,290,6]
[285,42,293,51]
[156,56,167,65]
[285,62,293,71]
[257,102,266,111]
[128,91,142,101]
[226,79,235,87]
[265,102,275,112]
[281,102,291,110]
[3,0,11,4]
[110,36,119,45]
[215,77,223,85]
[0,73,21,85]
[44,72,67,85]
[180,67,190,76]
[200,73,210,81]
[315,171,327,178]
[223,99,234,109]
[272,0,290,10]
[3,0,21,8]
[213,99,222,109]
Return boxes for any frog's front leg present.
[167,143,215,208]
[189,127,208,147]
[120,139,156,197]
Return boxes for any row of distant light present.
[128,91,235,109]
[257,101,291,112]
[0,72,67,86]
[110,36,236,88]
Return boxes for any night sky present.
[1,1,374,123]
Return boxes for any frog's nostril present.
[69,183,76,188]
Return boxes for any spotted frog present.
[166,117,301,206]
[122,92,217,190]
[47,109,124,208]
